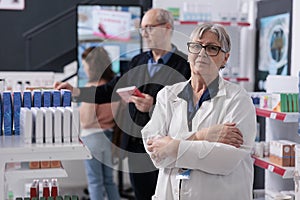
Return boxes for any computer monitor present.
[76,4,143,87]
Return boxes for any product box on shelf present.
[29,161,40,169]
[66,107,80,143]
[20,107,33,144]
[49,108,62,144]
[31,108,44,144]
[61,89,71,107]
[23,90,32,109]
[58,107,71,143]
[3,91,13,135]
[269,140,291,167]
[42,90,52,108]
[40,161,51,169]
[51,90,61,107]
[279,140,297,167]
[269,140,296,167]
[13,91,22,135]
[41,107,53,144]
[33,90,42,108]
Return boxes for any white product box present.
[20,108,33,144]
[49,107,62,144]
[41,107,53,144]
[66,107,80,143]
[58,107,71,143]
[31,108,44,144]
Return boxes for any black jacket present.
[77,46,191,151]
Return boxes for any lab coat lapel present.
[170,97,189,137]
[193,78,226,126]
[193,100,214,125]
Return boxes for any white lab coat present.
[142,77,256,200]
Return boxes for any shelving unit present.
[255,105,300,195]
[174,20,251,27]
[256,107,299,122]
[0,136,92,199]
[5,163,67,180]
[252,156,294,179]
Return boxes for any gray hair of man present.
[189,23,231,53]
[152,8,174,31]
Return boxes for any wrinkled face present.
[139,10,169,50]
[188,31,229,81]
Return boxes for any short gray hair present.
[189,23,231,53]
[152,8,174,30]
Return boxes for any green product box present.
[280,93,288,112]
[292,93,299,112]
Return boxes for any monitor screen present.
[76,4,143,87]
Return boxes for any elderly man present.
[54,8,191,200]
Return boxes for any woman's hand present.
[130,93,154,112]
[146,136,179,163]
[53,82,74,91]
[195,123,243,148]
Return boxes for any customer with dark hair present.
[79,46,120,200]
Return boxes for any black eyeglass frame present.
[187,42,227,56]
[138,22,167,34]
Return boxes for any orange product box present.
[51,160,62,168]
[279,140,297,167]
[29,161,40,169]
[269,140,291,167]
[40,161,51,168]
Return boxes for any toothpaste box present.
[42,90,52,108]
[52,90,61,107]
[23,90,32,109]
[20,107,33,144]
[3,91,13,135]
[33,90,42,108]
[13,91,22,135]
[61,89,72,107]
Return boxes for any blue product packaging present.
[3,91,13,135]
[23,90,32,109]
[43,90,52,107]
[13,91,22,135]
[52,90,61,107]
[61,89,71,107]
[33,90,42,108]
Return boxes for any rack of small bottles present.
[11,179,79,200]
[15,196,79,200]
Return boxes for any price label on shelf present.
[270,113,277,119]
[267,165,275,172]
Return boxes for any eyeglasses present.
[187,42,226,56]
[138,23,167,34]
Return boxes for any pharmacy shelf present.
[252,156,294,179]
[255,107,299,123]
[0,135,92,200]
[5,165,67,180]
[175,20,251,27]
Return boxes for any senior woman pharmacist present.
[141,23,256,200]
